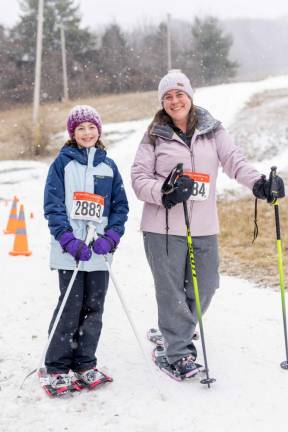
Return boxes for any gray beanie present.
[158,69,193,102]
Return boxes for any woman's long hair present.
[65,137,106,150]
[147,104,198,144]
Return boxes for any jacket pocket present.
[93,175,113,215]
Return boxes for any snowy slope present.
[1,76,288,432]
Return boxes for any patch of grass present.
[246,88,288,108]
[218,195,288,288]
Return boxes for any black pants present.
[45,270,109,374]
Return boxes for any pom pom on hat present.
[158,69,193,102]
[67,105,102,138]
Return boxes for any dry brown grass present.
[218,195,288,288]
[0,91,158,159]
[246,88,288,108]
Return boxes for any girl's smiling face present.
[74,122,99,148]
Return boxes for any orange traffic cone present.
[4,196,19,234]
[9,204,32,256]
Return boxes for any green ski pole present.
[183,199,216,388]
[269,166,288,369]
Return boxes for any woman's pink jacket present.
[131,106,261,237]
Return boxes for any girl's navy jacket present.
[44,144,129,271]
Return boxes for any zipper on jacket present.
[82,148,90,242]
[187,130,199,230]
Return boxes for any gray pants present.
[143,232,219,364]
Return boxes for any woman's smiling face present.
[162,89,192,129]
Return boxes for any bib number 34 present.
[183,172,210,201]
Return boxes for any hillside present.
[0,90,158,159]
[220,87,288,286]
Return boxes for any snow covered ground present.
[1,76,288,432]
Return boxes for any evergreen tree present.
[143,23,167,82]
[0,25,32,107]
[128,20,191,92]
[130,22,169,91]
[191,16,238,85]
[12,0,94,57]
[9,0,95,101]
[99,24,130,93]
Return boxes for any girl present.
[44,105,129,391]
[131,70,283,379]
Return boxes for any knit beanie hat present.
[158,69,193,102]
[67,105,102,138]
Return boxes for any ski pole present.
[103,256,166,401]
[269,166,288,369]
[183,200,216,388]
[38,222,96,370]
[20,222,96,388]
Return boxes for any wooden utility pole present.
[167,13,172,71]
[32,0,44,155]
[60,23,69,101]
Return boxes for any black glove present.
[253,174,285,203]
[162,175,194,209]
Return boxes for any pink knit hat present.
[67,105,102,138]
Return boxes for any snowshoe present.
[172,355,201,378]
[38,368,78,397]
[74,367,113,390]
[152,345,204,382]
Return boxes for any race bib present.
[183,172,210,201]
[70,192,104,222]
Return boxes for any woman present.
[131,70,282,379]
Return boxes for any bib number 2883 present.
[70,192,104,222]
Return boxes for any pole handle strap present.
[252,197,259,243]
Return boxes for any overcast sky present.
[1,0,288,29]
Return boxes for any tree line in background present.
[0,0,238,109]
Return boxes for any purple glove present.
[92,229,120,255]
[58,231,92,261]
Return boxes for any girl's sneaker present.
[74,368,113,389]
